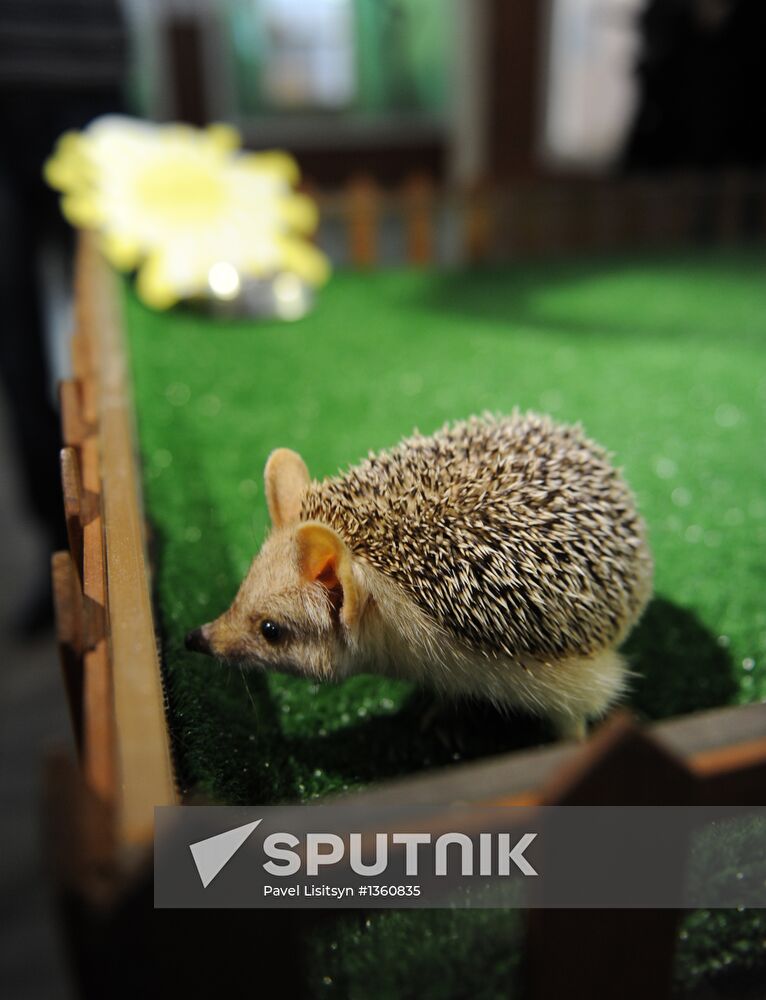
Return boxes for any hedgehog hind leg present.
[545,647,628,743]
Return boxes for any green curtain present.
[225,0,449,117]
[355,0,449,113]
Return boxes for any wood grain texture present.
[78,234,177,847]
[51,549,84,749]
[403,174,435,265]
[59,379,87,448]
[82,641,115,804]
[347,176,378,267]
[60,446,84,579]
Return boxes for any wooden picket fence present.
[311,170,766,268]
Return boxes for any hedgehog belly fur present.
[351,556,630,734]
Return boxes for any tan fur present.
[347,562,628,737]
[264,448,310,528]
[296,522,363,627]
[194,414,653,741]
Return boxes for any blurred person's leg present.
[0,159,67,634]
[0,0,126,631]
[0,82,125,634]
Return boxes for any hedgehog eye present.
[260,619,283,644]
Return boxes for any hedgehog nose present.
[185,626,212,655]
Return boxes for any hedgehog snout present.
[185,625,212,656]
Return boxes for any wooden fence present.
[311,171,766,268]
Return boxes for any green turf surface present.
[124,247,766,995]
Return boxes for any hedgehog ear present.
[296,522,361,628]
[264,448,310,528]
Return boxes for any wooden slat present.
[77,428,115,804]
[691,736,766,804]
[403,174,434,266]
[80,374,99,429]
[82,641,115,804]
[655,701,766,760]
[51,549,84,749]
[347,176,378,267]
[79,234,177,847]
[71,331,92,382]
[538,712,696,806]
[60,446,84,578]
[527,716,690,1000]
[59,379,87,448]
[51,550,84,657]
[463,180,491,263]
[79,436,104,607]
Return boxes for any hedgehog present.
[185,412,653,740]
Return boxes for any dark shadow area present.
[681,952,766,1000]
[279,690,548,793]
[410,248,766,346]
[625,0,766,172]
[625,595,737,721]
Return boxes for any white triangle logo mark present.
[189,819,262,888]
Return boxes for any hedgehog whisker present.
[239,664,259,719]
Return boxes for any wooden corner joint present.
[535,709,766,807]
[537,711,697,806]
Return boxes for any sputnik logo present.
[190,820,262,888]
[189,820,539,888]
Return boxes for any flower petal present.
[276,237,331,286]
[61,192,102,228]
[135,253,180,310]
[101,231,142,271]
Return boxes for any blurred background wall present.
[123,0,766,182]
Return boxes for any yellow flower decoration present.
[45,116,329,310]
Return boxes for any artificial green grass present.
[125,247,766,996]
